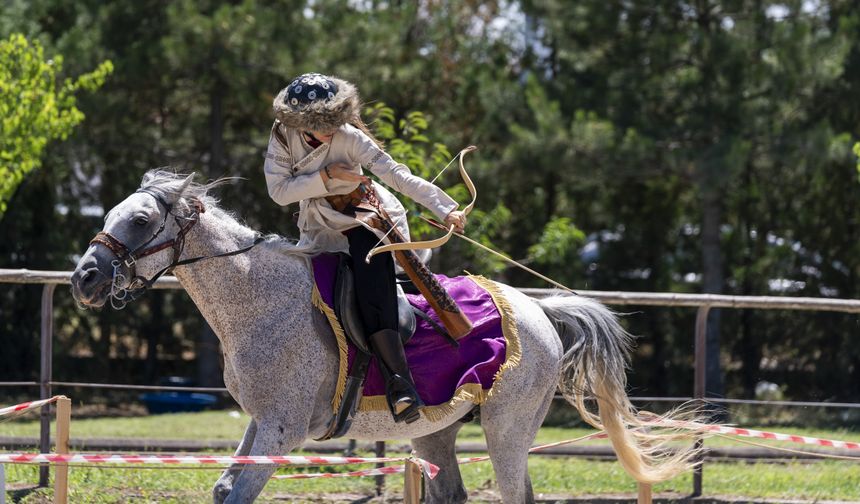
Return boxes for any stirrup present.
[393,402,421,424]
[385,374,424,423]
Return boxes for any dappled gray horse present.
[71,171,699,503]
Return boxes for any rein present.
[90,189,264,309]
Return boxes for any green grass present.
[3,410,860,502]
[5,409,857,450]
[0,410,251,440]
[4,458,859,503]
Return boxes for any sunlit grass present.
[5,457,860,503]
[3,410,860,501]
[0,409,250,440]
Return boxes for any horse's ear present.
[166,173,196,205]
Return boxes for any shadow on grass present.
[6,484,51,503]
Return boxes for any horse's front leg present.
[213,418,257,504]
[221,415,308,504]
[411,421,468,504]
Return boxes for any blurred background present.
[1,0,859,426]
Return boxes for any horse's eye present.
[134,216,149,226]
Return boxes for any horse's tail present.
[537,295,701,484]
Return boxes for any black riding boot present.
[368,329,424,423]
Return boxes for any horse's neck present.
[172,209,311,344]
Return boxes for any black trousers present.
[346,226,398,334]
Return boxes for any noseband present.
[90,188,263,309]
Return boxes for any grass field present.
[2,410,860,502]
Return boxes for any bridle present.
[89,188,263,309]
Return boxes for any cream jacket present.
[263,122,458,254]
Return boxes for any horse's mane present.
[141,169,230,211]
[139,169,319,257]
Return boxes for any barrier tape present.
[271,463,408,480]
[656,420,860,451]
[1,399,854,483]
[0,453,439,479]
[458,421,860,465]
[0,396,61,417]
[458,431,608,465]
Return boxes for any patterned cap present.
[273,73,360,132]
[285,73,339,107]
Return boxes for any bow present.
[364,145,478,262]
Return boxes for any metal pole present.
[374,441,385,496]
[345,439,357,457]
[39,284,56,487]
[692,304,710,497]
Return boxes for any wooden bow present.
[365,145,478,262]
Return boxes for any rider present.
[263,72,467,423]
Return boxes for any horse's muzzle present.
[71,252,111,307]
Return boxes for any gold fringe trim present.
[311,285,349,413]
[472,275,523,398]
[357,275,522,422]
[357,395,390,411]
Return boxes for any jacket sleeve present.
[349,130,458,221]
[263,126,328,206]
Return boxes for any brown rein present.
[89,197,204,270]
[88,189,264,305]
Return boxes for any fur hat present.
[273,73,360,132]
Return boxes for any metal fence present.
[2,268,860,495]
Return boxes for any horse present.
[71,170,699,503]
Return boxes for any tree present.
[3,0,859,410]
[517,0,860,403]
[0,33,111,217]
[855,142,860,181]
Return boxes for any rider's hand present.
[324,162,369,183]
[444,210,467,233]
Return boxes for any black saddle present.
[316,253,454,440]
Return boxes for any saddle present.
[317,253,455,440]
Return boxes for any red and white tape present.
[0,396,61,417]
[0,453,439,479]
[459,421,860,464]
[685,423,860,451]
[635,414,860,451]
[458,432,608,464]
[271,462,415,480]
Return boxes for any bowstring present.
[363,149,462,262]
[364,210,409,264]
[429,150,462,184]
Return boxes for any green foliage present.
[527,216,586,269]
[464,202,514,275]
[366,104,452,181]
[364,102,515,275]
[0,33,111,217]
[364,103,454,237]
[855,142,860,182]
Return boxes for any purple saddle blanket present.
[311,254,520,420]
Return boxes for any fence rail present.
[2,268,860,495]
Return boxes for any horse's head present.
[71,171,202,309]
